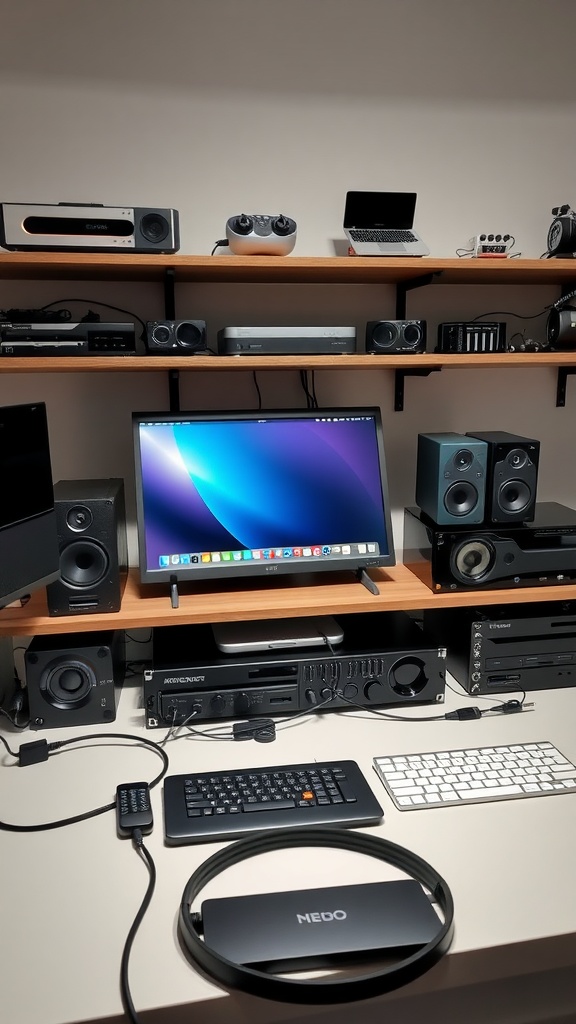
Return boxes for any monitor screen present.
[132,407,395,585]
[0,401,60,609]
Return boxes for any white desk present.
[1,678,576,1024]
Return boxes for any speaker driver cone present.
[41,657,96,708]
[59,540,109,588]
[498,479,531,514]
[176,322,203,348]
[452,538,495,583]
[140,213,169,243]
[444,481,479,517]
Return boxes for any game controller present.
[226,213,297,255]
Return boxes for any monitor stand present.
[356,569,380,596]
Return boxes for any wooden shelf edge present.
[2,566,575,637]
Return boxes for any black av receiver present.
[403,502,576,592]
[0,203,180,253]
[143,612,446,726]
[423,601,576,694]
[0,322,136,356]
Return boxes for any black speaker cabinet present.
[25,630,125,729]
[415,432,487,526]
[466,431,540,523]
[145,320,207,354]
[365,320,426,354]
[403,503,576,592]
[46,479,128,617]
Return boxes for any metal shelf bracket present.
[394,367,441,411]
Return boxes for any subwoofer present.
[466,431,539,523]
[365,320,426,353]
[415,432,487,526]
[25,630,125,729]
[145,320,207,354]
[46,479,128,616]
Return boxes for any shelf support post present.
[395,273,439,319]
[164,267,176,320]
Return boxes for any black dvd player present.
[0,322,136,355]
[144,611,446,726]
[424,600,576,694]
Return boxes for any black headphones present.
[179,827,454,1005]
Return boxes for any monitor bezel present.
[132,407,396,586]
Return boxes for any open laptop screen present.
[344,191,416,229]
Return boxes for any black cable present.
[0,732,169,833]
[40,298,147,339]
[252,370,262,409]
[211,239,229,255]
[120,831,156,1024]
[0,733,18,758]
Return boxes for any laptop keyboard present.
[349,229,417,243]
[373,741,576,810]
[163,759,384,844]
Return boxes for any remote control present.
[116,782,153,837]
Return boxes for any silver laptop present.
[343,191,430,256]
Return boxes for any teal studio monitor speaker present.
[415,432,488,526]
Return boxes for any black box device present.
[199,879,441,971]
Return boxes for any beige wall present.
[1,0,576,559]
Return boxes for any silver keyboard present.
[373,741,576,810]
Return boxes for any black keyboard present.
[349,229,417,243]
[163,759,384,844]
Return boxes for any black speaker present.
[466,431,540,523]
[46,479,128,617]
[403,503,576,592]
[25,630,125,729]
[145,320,207,354]
[365,320,426,353]
[415,432,487,526]
[0,402,60,609]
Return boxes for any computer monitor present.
[0,401,60,609]
[132,407,395,587]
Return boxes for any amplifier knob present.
[320,686,334,700]
[363,678,384,702]
[234,692,251,715]
[305,688,318,705]
[343,683,358,699]
[210,693,226,713]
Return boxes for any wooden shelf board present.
[1,352,575,373]
[0,252,576,286]
[2,566,575,637]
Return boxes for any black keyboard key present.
[163,759,384,845]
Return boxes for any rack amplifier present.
[143,612,446,726]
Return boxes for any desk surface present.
[1,677,576,1024]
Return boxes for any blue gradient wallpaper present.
[134,413,392,575]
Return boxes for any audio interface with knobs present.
[143,612,445,727]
